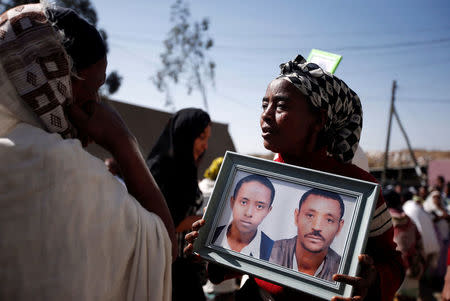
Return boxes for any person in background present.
[384,190,425,301]
[442,245,450,301]
[147,108,211,301]
[417,185,429,203]
[423,190,449,291]
[445,182,450,212]
[395,182,403,195]
[0,4,176,300]
[186,54,404,301]
[403,191,441,301]
[198,156,224,213]
[434,175,446,195]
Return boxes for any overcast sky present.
[92,0,450,155]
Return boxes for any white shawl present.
[0,5,171,298]
[0,122,172,301]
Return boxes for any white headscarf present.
[0,3,75,138]
[423,190,449,241]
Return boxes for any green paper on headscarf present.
[307,49,342,74]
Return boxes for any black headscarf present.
[147,108,211,226]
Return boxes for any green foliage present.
[104,71,122,95]
[153,0,215,111]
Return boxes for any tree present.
[153,0,215,111]
[0,0,121,95]
[104,71,122,95]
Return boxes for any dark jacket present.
[211,225,274,261]
[269,236,341,282]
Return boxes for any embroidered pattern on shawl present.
[0,4,75,138]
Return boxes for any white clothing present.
[215,224,262,259]
[403,200,440,256]
[0,123,172,301]
[198,178,215,215]
[199,179,239,295]
[0,7,172,299]
[423,191,449,241]
[292,251,325,277]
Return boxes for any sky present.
[91,0,450,155]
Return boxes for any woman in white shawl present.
[424,190,449,279]
[0,3,176,301]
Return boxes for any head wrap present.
[146,108,211,225]
[0,4,75,138]
[277,55,363,163]
[423,190,444,215]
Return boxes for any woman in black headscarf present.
[147,107,211,301]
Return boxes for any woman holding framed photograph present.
[186,55,404,301]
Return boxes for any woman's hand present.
[331,254,378,301]
[176,215,203,233]
[184,218,206,255]
[68,101,134,153]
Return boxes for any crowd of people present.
[0,3,448,301]
[384,178,450,301]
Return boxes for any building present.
[86,99,236,177]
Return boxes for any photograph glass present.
[194,152,379,300]
[211,169,357,283]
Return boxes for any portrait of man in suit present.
[269,188,345,281]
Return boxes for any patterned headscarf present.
[0,4,76,138]
[278,55,362,163]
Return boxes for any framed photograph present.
[193,151,380,300]
[307,49,342,74]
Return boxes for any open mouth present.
[261,127,275,138]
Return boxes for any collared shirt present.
[269,236,341,281]
[215,224,262,259]
[292,251,325,277]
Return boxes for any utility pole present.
[393,108,425,185]
[381,80,425,186]
[382,80,396,185]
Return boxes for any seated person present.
[212,174,275,260]
[270,188,344,281]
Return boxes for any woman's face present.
[71,56,107,146]
[193,124,211,163]
[72,56,107,106]
[260,78,322,157]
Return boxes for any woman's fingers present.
[192,219,205,231]
[185,231,199,244]
[183,219,206,256]
[358,254,374,265]
[332,254,377,301]
[332,274,363,287]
